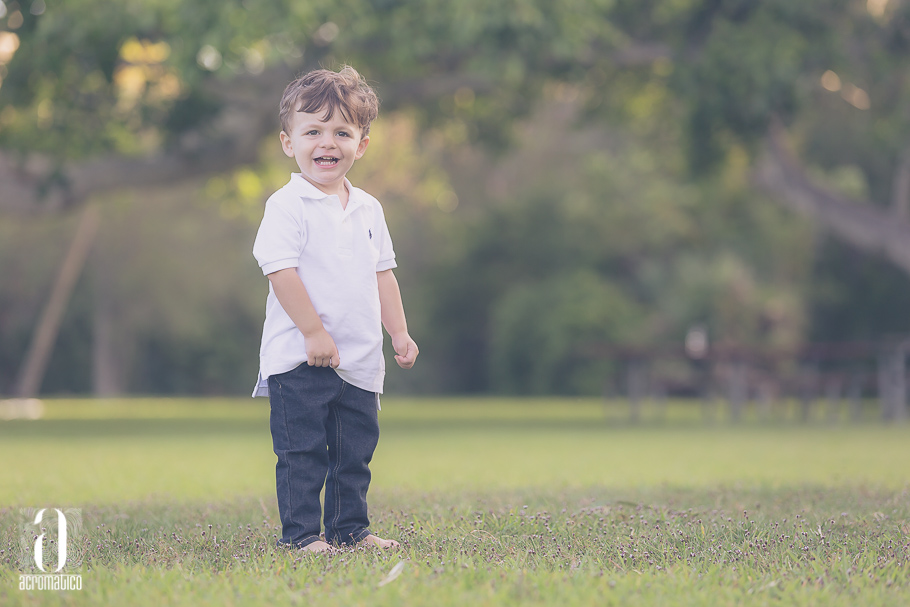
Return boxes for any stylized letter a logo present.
[33,508,67,573]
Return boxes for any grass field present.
[1,397,909,606]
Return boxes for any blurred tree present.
[3,0,910,260]
[489,270,642,394]
[808,237,910,342]
[415,90,816,393]
[0,0,626,210]
[0,0,625,395]
[2,0,910,395]
[678,1,910,275]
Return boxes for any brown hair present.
[279,65,379,137]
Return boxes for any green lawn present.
[1,397,909,606]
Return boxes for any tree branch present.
[753,119,910,276]
[0,66,503,213]
[0,40,673,214]
[0,67,297,214]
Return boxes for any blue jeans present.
[268,364,379,547]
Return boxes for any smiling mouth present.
[314,156,340,166]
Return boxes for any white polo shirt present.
[251,174,397,397]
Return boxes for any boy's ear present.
[279,131,295,158]
[355,135,370,159]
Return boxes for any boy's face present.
[280,108,369,196]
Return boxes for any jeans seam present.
[277,377,296,542]
[330,388,343,538]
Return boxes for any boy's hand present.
[391,333,418,369]
[305,329,340,368]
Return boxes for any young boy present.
[251,66,418,553]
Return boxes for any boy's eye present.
[337,131,350,137]
[305,130,319,135]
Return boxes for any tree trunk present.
[92,249,122,397]
[727,360,748,422]
[877,344,907,423]
[14,204,100,397]
[626,359,648,423]
[891,146,910,222]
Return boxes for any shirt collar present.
[288,174,365,214]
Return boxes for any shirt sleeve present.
[373,200,397,272]
[253,193,306,275]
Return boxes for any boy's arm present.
[377,269,418,369]
[268,268,340,368]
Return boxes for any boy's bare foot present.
[300,540,335,554]
[359,534,400,549]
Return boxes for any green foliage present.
[808,237,910,342]
[0,0,619,159]
[490,271,641,394]
[1,0,306,157]
[416,105,815,393]
[4,0,909,188]
[676,2,821,173]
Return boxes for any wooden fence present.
[589,337,910,423]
